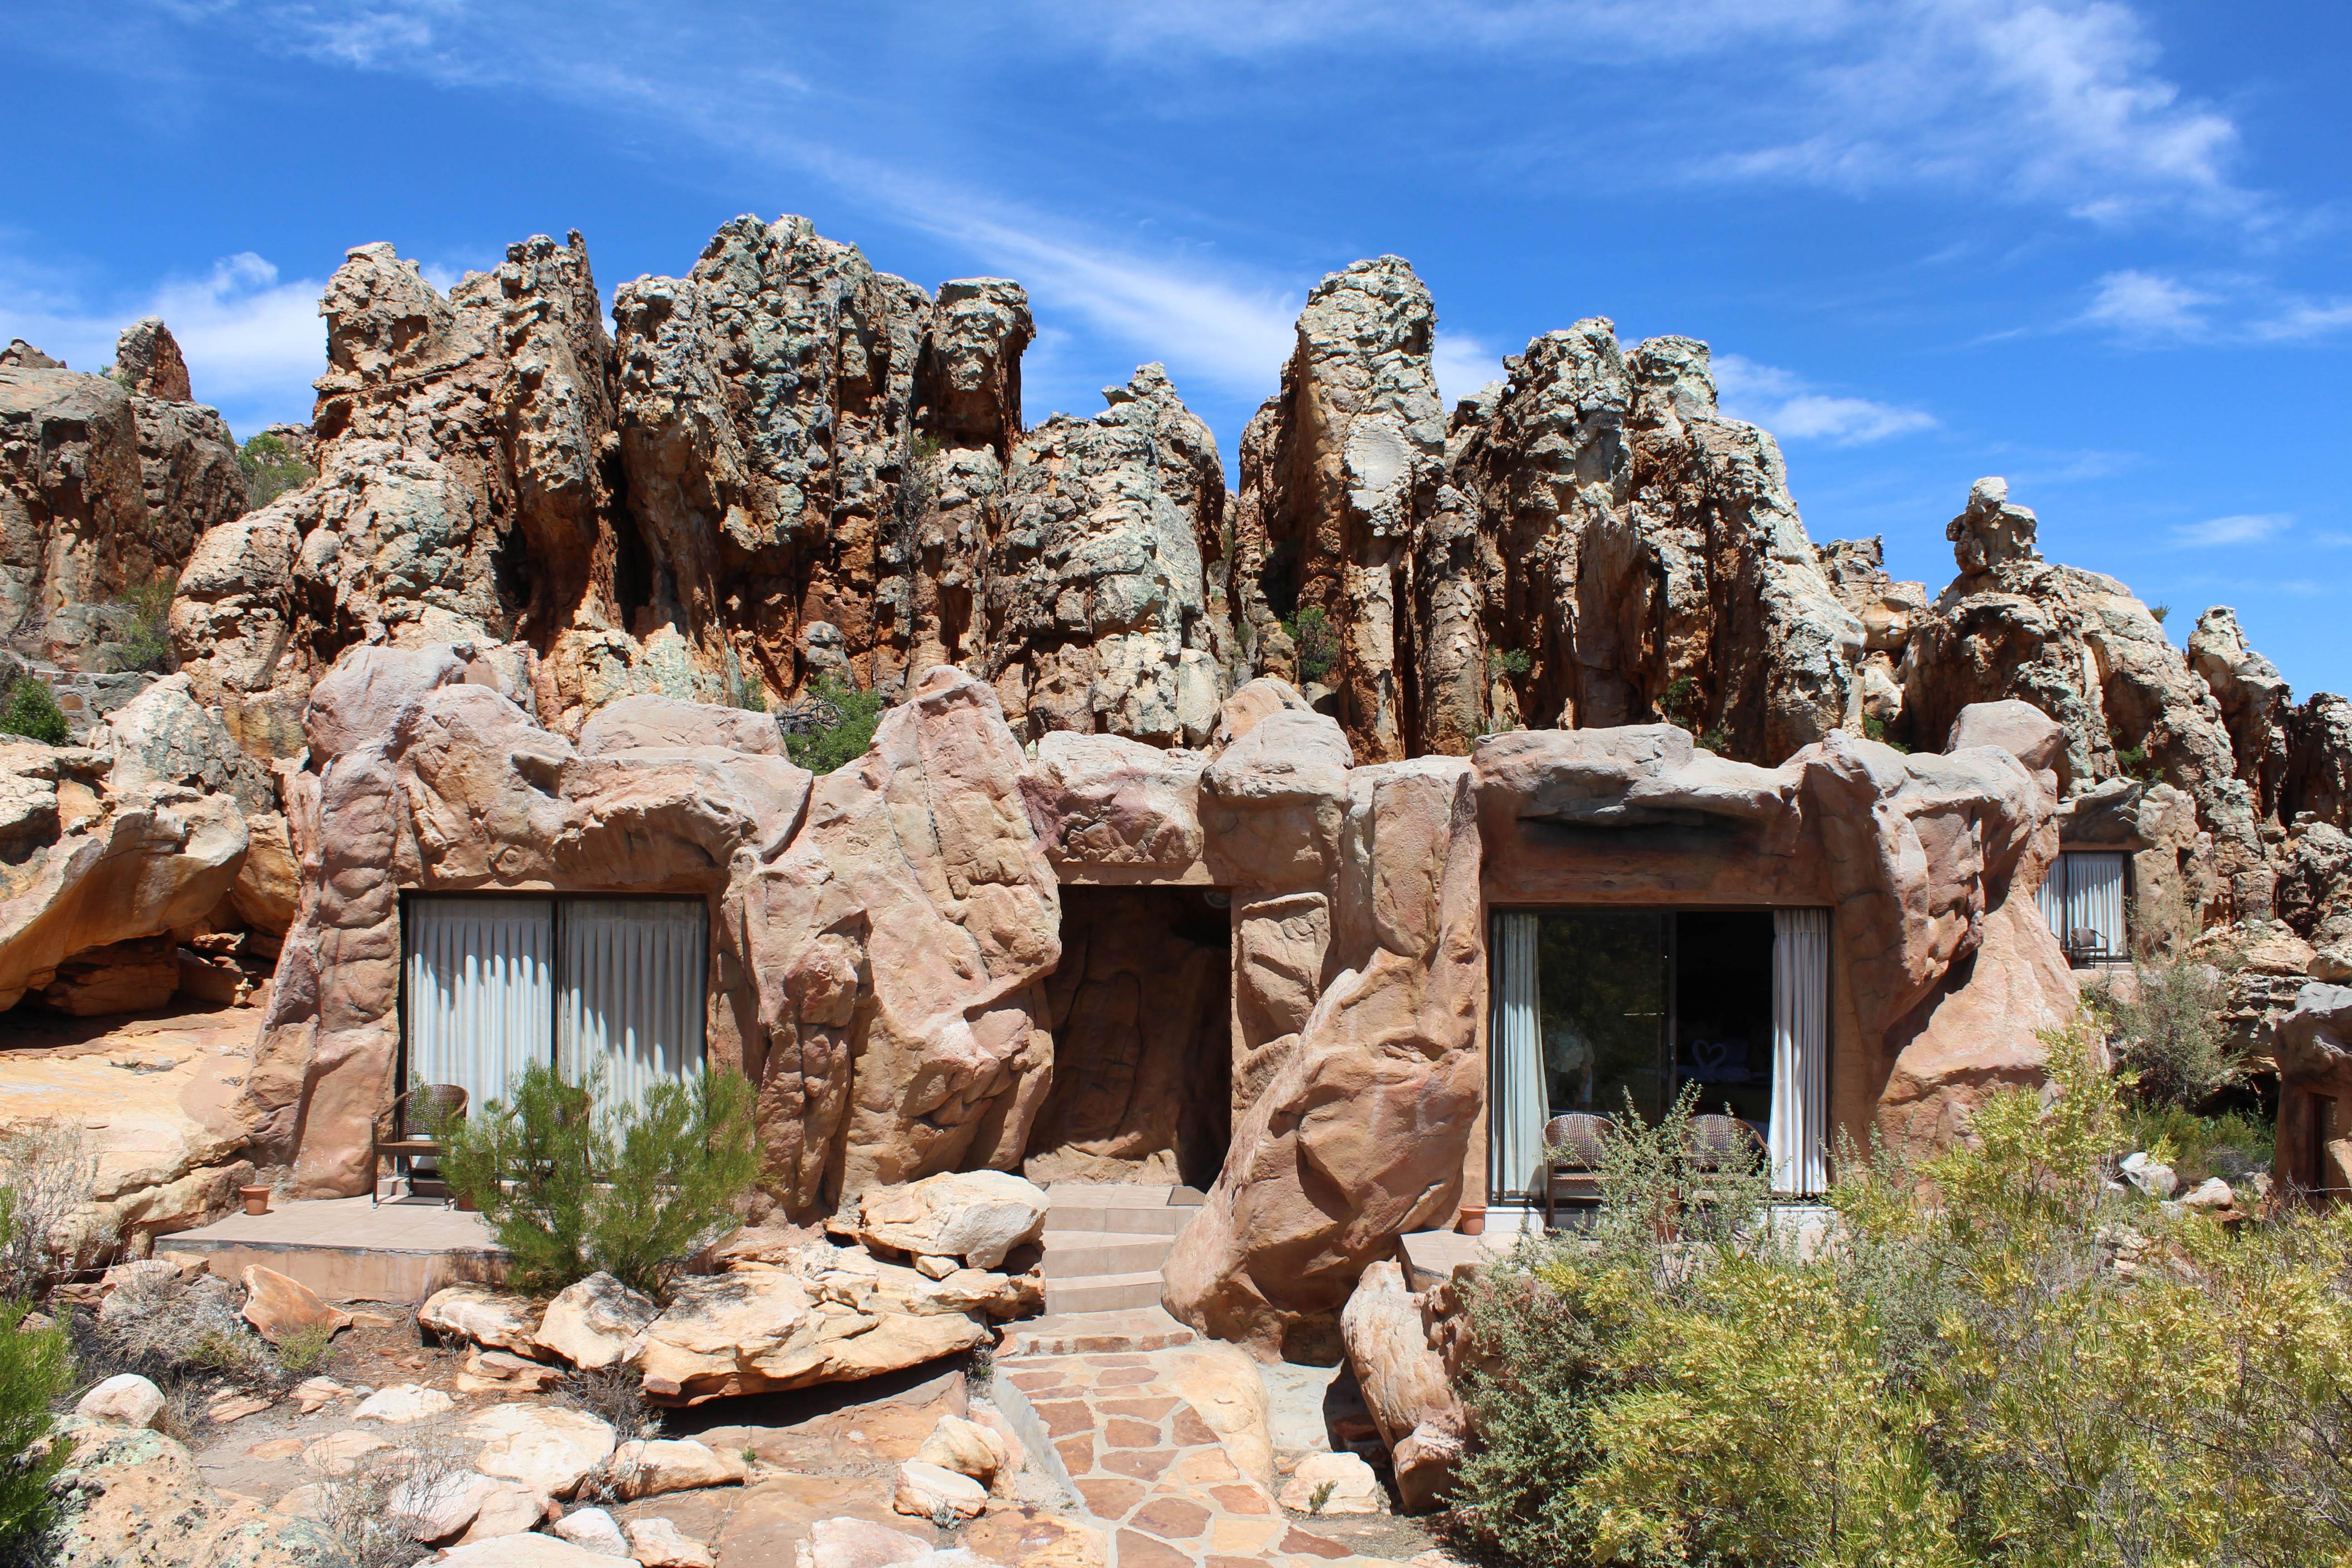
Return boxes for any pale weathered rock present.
[388,1470,503,1544]
[1339,1260,1463,1512]
[459,1347,564,1394]
[241,1263,353,1344]
[634,1267,987,1405]
[856,1169,1049,1269]
[892,1459,987,1521]
[535,1272,659,1370]
[795,1515,968,1568]
[457,1478,557,1544]
[2180,1177,2234,1210]
[465,1403,618,1498]
[627,1516,718,1568]
[606,1437,750,1496]
[1277,1450,1387,1515]
[2120,1152,2179,1199]
[432,1533,637,1566]
[914,1414,1008,1486]
[554,1506,631,1555]
[354,1382,456,1423]
[419,1285,541,1354]
[75,1372,166,1429]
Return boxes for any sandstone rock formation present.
[240,650,1057,1213]
[0,322,244,671]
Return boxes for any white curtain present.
[404,897,554,1119]
[2036,852,2130,955]
[1770,908,1831,1196]
[1489,912,1548,1204]
[2034,855,2067,937]
[2066,853,2127,952]
[558,899,707,1118]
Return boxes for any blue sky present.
[4,1,2346,694]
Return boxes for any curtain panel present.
[1769,907,1831,1196]
[1489,911,1547,1204]
[403,897,555,1119]
[557,898,708,1117]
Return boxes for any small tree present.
[783,677,886,775]
[441,1063,759,1298]
[0,680,66,747]
[1281,605,1337,685]
[0,1193,73,1559]
[103,573,176,675]
[236,431,314,510]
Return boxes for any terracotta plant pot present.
[1456,1205,1487,1236]
[238,1185,272,1217]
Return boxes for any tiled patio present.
[167,1195,507,1302]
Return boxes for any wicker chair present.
[372,1084,468,1206]
[1685,1112,1768,1169]
[1541,1112,1615,1230]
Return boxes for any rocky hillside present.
[4,214,2348,971]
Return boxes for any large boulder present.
[855,1169,1049,1270]
[1338,1260,1464,1512]
[632,1266,987,1406]
[1165,757,1484,1357]
[46,1418,355,1567]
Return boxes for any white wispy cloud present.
[1431,331,1504,409]
[2079,269,2214,339]
[1041,0,2255,223]
[2250,298,2352,342]
[2168,512,2290,549]
[0,248,322,421]
[1712,353,1936,445]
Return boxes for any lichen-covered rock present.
[1904,477,2270,921]
[0,364,151,667]
[48,1417,357,1567]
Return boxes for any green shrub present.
[2114,742,2158,782]
[2099,957,2240,1110]
[2124,1103,2275,1185]
[783,677,886,775]
[0,1194,73,1559]
[0,680,67,747]
[236,432,314,510]
[1446,1026,2345,1568]
[1862,715,1913,753]
[1281,605,1338,686]
[1488,647,1533,679]
[441,1063,760,1298]
[102,573,176,675]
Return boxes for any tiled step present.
[1037,1229,1176,1279]
[1041,1269,1166,1314]
[997,1304,1198,1357]
[1042,1181,1205,1236]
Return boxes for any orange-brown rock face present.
[245,649,1058,1217]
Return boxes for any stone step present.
[997,1305,1198,1357]
[1037,1229,1176,1279]
[1042,1202,1199,1236]
[1041,1269,1167,1315]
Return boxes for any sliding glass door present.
[1489,906,1830,1200]
[403,895,707,1117]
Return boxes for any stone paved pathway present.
[1001,1343,1386,1568]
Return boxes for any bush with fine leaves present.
[441,1063,760,1298]
[1447,1026,2350,1568]
[0,1193,73,1561]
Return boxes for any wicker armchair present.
[1685,1112,1768,1168]
[1541,1111,1615,1229]
[372,1084,468,1206]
